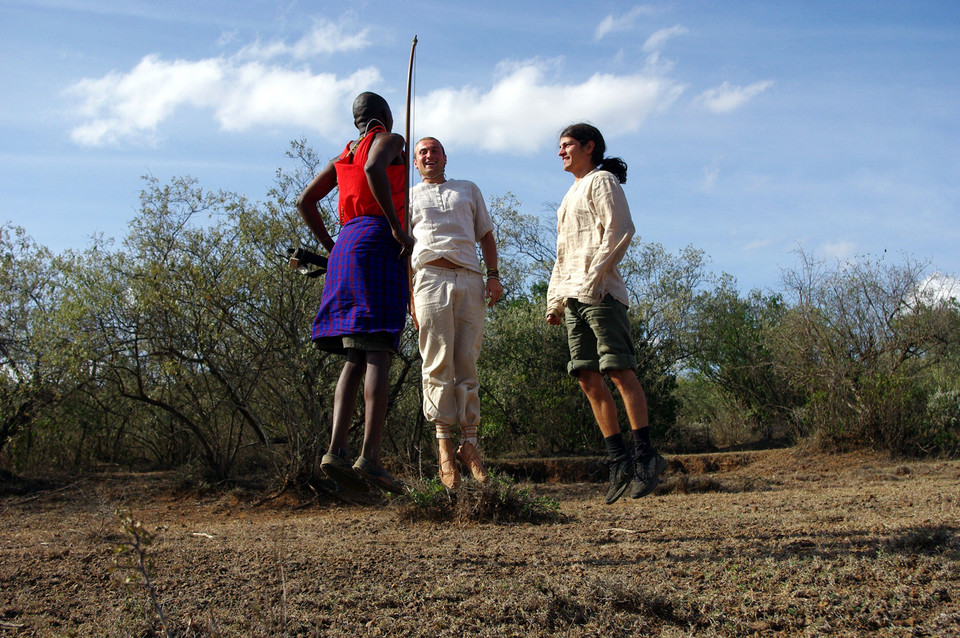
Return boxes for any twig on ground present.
[15,481,85,505]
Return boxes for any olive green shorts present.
[563,295,637,376]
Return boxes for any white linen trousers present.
[413,264,486,428]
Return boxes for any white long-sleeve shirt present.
[408,179,493,273]
[546,168,634,317]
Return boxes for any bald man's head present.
[352,92,393,132]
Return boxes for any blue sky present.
[2,0,958,293]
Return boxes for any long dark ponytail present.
[560,123,627,184]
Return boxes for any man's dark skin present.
[296,92,414,477]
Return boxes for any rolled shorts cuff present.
[567,358,599,376]
[600,353,637,373]
[567,354,637,377]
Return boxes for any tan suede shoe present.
[438,438,461,489]
[457,441,490,484]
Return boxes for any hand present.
[485,278,503,307]
[394,230,415,259]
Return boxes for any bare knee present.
[577,370,607,397]
[608,368,642,393]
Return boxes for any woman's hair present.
[559,123,627,184]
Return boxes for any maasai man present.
[296,92,414,494]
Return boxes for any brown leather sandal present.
[438,438,461,489]
[456,440,490,484]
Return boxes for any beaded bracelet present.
[485,269,500,279]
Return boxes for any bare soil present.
[1,448,958,637]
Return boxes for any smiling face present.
[414,137,447,183]
[558,136,596,179]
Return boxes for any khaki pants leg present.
[415,266,485,427]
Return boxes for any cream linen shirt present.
[546,169,635,317]
[409,179,494,273]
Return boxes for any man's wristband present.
[485,268,499,279]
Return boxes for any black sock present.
[603,433,627,459]
[632,428,652,457]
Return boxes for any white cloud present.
[698,80,773,114]
[643,25,688,53]
[235,19,372,61]
[215,64,380,132]
[820,241,857,261]
[918,272,960,304]
[595,5,658,41]
[68,55,225,146]
[66,27,382,146]
[639,25,689,73]
[66,23,681,152]
[413,60,684,153]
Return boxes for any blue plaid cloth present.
[312,215,408,352]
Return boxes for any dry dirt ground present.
[1,448,958,637]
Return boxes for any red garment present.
[334,125,407,228]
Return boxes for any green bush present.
[923,389,960,455]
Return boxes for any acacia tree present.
[19,138,426,480]
[0,226,64,461]
[37,175,318,478]
[487,193,557,301]
[687,277,803,442]
[775,249,959,453]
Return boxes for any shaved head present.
[352,92,393,132]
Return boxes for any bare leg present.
[359,350,392,464]
[577,370,621,438]
[608,369,649,432]
[328,349,366,455]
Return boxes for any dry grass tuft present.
[394,473,564,524]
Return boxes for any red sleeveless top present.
[334,125,407,228]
